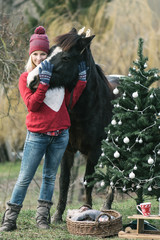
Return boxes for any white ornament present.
[116,103,120,107]
[154,73,158,77]
[157,150,160,155]
[148,186,152,191]
[129,172,135,179]
[123,92,126,96]
[113,88,119,95]
[135,138,139,143]
[106,138,109,142]
[136,184,141,189]
[133,66,136,70]
[139,138,143,144]
[114,151,120,158]
[118,120,122,125]
[150,94,154,98]
[115,137,119,142]
[83,180,87,186]
[122,186,126,192]
[148,157,154,165]
[123,136,130,144]
[144,63,147,68]
[99,162,103,168]
[111,119,116,125]
[135,105,138,110]
[132,91,138,98]
[101,153,105,157]
[128,73,131,77]
[100,181,105,187]
[133,165,137,170]
[110,181,114,187]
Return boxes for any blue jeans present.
[10,129,69,206]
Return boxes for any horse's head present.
[27,28,95,91]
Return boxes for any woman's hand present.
[78,61,87,82]
[39,60,54,85]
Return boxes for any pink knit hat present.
[29,26,49,55]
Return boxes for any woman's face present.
[31,51,48,66]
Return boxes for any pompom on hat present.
[29,26,49,55]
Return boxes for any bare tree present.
[0,15,29,162]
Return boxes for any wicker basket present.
[67,210,122,237]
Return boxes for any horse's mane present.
[95,64,114,93]
[54,31,82,51]
[95,64,106,82]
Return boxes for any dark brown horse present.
[27,28,120,222]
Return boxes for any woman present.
[0,26,87,231]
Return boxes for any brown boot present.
[0,202,22,232]
[36,200,53,229]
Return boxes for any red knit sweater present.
[19,72,86,133]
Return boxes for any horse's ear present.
[69,28,77,34]
[80,35,95,51]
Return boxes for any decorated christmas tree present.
[92,38,160,204]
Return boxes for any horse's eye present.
[62,56,70,62]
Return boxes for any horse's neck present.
[70,72,113,123]
[87,68,111,93]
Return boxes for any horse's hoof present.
[51,212,63,224]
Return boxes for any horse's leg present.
[67,151,82,203]
[102,186,115,210]
[51,150,74,223]
[84,146,101,207]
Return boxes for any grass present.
[0,161,160,240]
